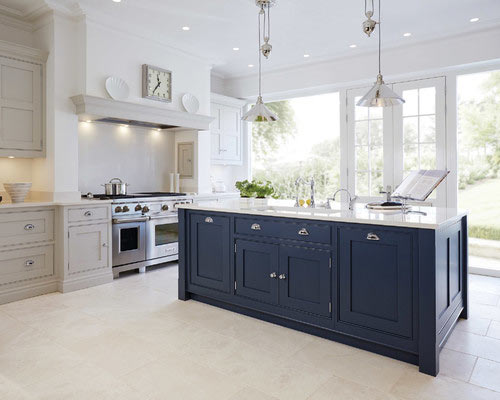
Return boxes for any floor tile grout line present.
[467,356,479,383]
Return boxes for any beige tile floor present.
[1,265,500,400]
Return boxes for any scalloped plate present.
[105,76,130,101]
[182,93,200,114]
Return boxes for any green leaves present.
[235,179,276,199]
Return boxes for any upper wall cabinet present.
[0,41,47,158]
[210,93,247,166]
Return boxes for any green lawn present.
[459,178,500,239]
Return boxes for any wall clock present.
[142,64,172,103]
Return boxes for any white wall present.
[0,15,33,47]
[78,122,175,194]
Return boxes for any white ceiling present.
[1,0,500,78]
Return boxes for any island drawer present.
[0,245,54,286]
[68,206,109,223]
[0,210,54,247]
[235,217,331,244]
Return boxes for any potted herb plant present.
[235,180,255,206]
[254,180,275,207]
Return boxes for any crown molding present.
[0,12,33,32]
[0,38,48,63]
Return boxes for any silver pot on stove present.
[102,178,129,195]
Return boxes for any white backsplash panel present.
[78,122,175,194]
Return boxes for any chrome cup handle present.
[251,223,261,231]
[24,224,35,231]
[298,228,309,236]
[367,233,380,241]
[25,260,35,267]
[205,217,214,223]
[84,211,93,217]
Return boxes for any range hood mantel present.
[71,95,214,131]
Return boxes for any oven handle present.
[113,217,149,224]
[148,215,178,222]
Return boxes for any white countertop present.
[178,199,467,230]
[0,199,112,209]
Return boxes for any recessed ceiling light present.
[233,47,240,51]
[303,54,310,58]
[8,156,14,159]
[85,120,92,123]
[403,32,412,37]
[248,64,254,68]
[470,17,480,22]
[112,0,121,3]
[349,44,357,48]
[182,26,190,31]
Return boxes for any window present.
[251,93,340,201]
[347,77,446,205]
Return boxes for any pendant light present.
[242,0,279,122]
[357,0,405,107]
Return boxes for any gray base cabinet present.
[179,209,468,376]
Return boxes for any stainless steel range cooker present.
[85,192,192,278]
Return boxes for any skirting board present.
[0,279,58,305]
[58,271,114,293]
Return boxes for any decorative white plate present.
[105,76,130,101]
[182,93,200,114]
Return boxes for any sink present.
[258,205,342,215]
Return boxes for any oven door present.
[112,218,147,267]
[146,215,179,260]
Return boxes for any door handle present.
[279,274,286,280]
[102,243,108,247]
[269,272,277,279]
[367,233,380,241]
[205,217,214,223]
[298,228,309,236]
[251,223,261,231]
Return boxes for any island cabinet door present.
[338,226,413,338]
[278,245,331,318]
[189,214,231,293]
[235,240,279,305]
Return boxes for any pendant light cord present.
[378,0,381,75]
[258,6,263,97]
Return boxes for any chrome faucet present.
[327,189,358,211]
[294,177,316,208]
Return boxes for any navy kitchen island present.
[177,201,468,376]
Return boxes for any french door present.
[346,77,447,206]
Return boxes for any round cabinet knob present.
[279,274,286,280]
[115,206,123,213]
[122,206,130,212]
[161,204,169,211]
[269,272,277,279]
[135,204,142,211]
[142,206,150,213]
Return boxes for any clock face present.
[142,64,172,102]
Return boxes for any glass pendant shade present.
[242,96,279,122]
[357,74,405,107]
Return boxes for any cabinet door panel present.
[0,57,42,151]
[279,245,331,317]
[221,134,240,161]
[189,214,230,292]
[68,223,108,275]
[235,240,278,305]
[338,226,413,338]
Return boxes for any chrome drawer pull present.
[298,228,309,236]
[205,217,214,223]
[251,223,261,231]
[270,272,277,279]
[367,233,380,241]
[25,260,35,267]
[84,211,93,217]
[279,274,286,280]
[24,224,35,231]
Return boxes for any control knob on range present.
[122,206,130,212]
[142,205,150,213]
[161,204,169,211]
[115,206,123,213]
[135,204,142,212]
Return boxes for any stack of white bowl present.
[3,183,32,203]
